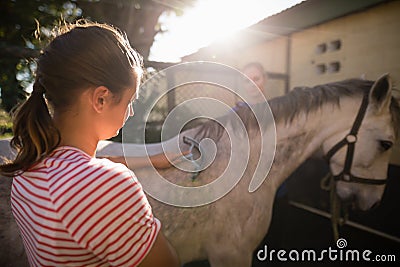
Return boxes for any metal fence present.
[122,61,287,143]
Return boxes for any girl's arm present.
[105,151,188,169]
[138,231,180,267]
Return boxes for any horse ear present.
[369,73,392,114]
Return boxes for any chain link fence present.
[122,61,287,143]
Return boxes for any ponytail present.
[0,80,60,177]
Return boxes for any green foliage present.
[0,0,197,113]
[0,0,82,112]
[0,108,13,139]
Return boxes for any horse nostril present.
[338,192,356,206]
[370,201,381,211]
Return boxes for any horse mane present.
[270,78,373,124]
[194,102,267,142]
[194,78,400,141]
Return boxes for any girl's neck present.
[54,113,99,157]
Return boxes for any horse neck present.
[270,96,363,190]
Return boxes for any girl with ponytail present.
[0,21,179,267]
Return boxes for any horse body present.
[0,75,398,266]
[128,76,398,266]
[145,100,335,265]
[138,133,275,266]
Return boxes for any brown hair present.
[0,21,143,177]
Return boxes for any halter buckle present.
[346,134,357,143]
[343,174,351,181]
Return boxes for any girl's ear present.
[92,86,111,113]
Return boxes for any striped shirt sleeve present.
[47,156,161,266]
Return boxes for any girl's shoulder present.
[39,146,138,201]
[38,146,136,183]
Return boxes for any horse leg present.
[207,250,252,267]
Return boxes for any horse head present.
[322,74,399,211]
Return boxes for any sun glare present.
[149,0,303,62]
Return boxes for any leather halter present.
[324,92,387,185]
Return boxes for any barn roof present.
[253,0,391,36]
[183,0,392,60]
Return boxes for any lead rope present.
[320,172,349,241]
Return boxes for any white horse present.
[1,74,399,267]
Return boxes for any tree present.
[0,0,196,112]
[0,0,81,111]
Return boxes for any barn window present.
[316,43,327,54]
[316,64,326,74]
[328,62,341,73]
[329,40,342,51]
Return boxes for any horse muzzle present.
[335,180,384,211]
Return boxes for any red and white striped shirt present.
[11,146,160,267]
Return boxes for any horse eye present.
[379,140,393,151]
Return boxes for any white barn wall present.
[184,1,400,164]
[290,1,400,87]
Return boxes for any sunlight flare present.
[149,0,303,62]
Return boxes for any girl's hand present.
[102,151,189,169]
[149,151,189,169]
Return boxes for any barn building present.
[179,2,400,264]
[182,0,400,165]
